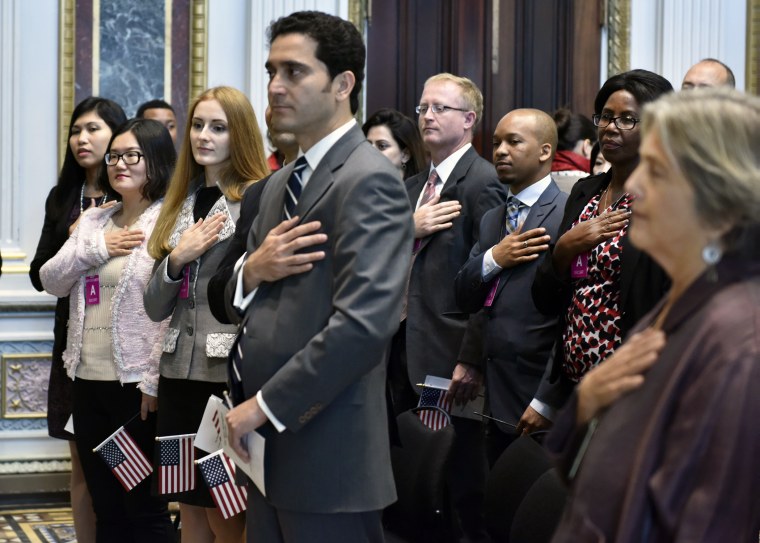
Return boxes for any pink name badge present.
[570,252,588,279]
[84,275,100,305]
[484,278,500,307]
[179,265,190,299]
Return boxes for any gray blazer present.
[225,125,413,513]
[144,188,241,382]
[455,181,567,430]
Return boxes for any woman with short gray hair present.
[548,87,760,542]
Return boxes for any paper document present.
[422,375,485,420]
[217,402,266,497]
[194,395,226,453]
[195,395,266,496]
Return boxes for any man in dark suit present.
[398,73,505,542]
[455,109,568,463]
[223,11,413,542]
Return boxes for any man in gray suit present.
[455,109,568,463]
[224,11,413,542]
[398,73,505,542]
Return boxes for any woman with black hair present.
[519,70,674,434]
[29,96,126,543]
[40,118,176,543]
[363,108,427,180]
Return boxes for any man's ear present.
[538,143,553,163]
[334,71,356,103]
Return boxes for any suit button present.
[189,300,195,309]
[187,326,194,336]
[298,415,307,424]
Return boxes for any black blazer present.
[404,146,506,387]
[531,171,669,408]
[207,175,270,324]
[455,180,568,428]
[30,187,77,362]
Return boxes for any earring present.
[702,240,722,282]
[401,161,407,170]
[702,241,722,265]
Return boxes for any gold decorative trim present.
[189,0,208,101]
[1,353,52,419]
[347,0,368,122]
[748,0,760,94]
[58,0,76,167]
[606,0,630,77]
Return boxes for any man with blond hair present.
[392,72,504,542]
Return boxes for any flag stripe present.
[97,427,152,491]
[159,435,195,494]
[198,451,247,519]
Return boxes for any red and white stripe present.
[113,429,153,491]
[211,453,248,519]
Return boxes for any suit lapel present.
[413,147,478,255]
[439,146,476,200]
[494,181,561,299]
[406,173,426,207]
[295,126,365,220]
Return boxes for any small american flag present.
[417,386,452,430]
[197,451,247,519]
[158,434,196,494]
[95,426,152,491]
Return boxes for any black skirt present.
[155,375,228,507]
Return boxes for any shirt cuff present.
[162,257,183,283]
[233,253,257,311]
[529,398,557,422]
[256,390,286,433]
[482,247,503,280]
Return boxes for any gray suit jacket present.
[144,188,241,382]
[404,146,506,386]
[225,125,413,513]
[455,181,567,430]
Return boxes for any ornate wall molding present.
[749,0,760,93]
[2,353,52,419]
[607,0,631,76]
[58,0,75,166]
[190,0,208,101]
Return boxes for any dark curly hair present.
[268,11,365,114]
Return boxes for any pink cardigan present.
[39,201,168,396]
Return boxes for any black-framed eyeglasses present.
[105,151,144,166]
[415,104,469,116]
[592,114,640,130]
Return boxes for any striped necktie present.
[284,156,308,220]
[506,196,522,234]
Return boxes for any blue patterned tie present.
[284,156,308,220]
[506,196,522,234]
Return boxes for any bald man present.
[455,109,568,462]
[682,58,735,89]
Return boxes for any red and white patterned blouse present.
[561,189,634,382]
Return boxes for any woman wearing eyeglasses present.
[144,86,269,543]
[40,118,176,543]
[518,70,673,434]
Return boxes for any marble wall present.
[99,0,166,116]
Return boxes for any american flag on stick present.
[157,434,196,494]
[417,386,452,430]
[417,386,451,430]
[94,426,153,491]
[197,451,247,519]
